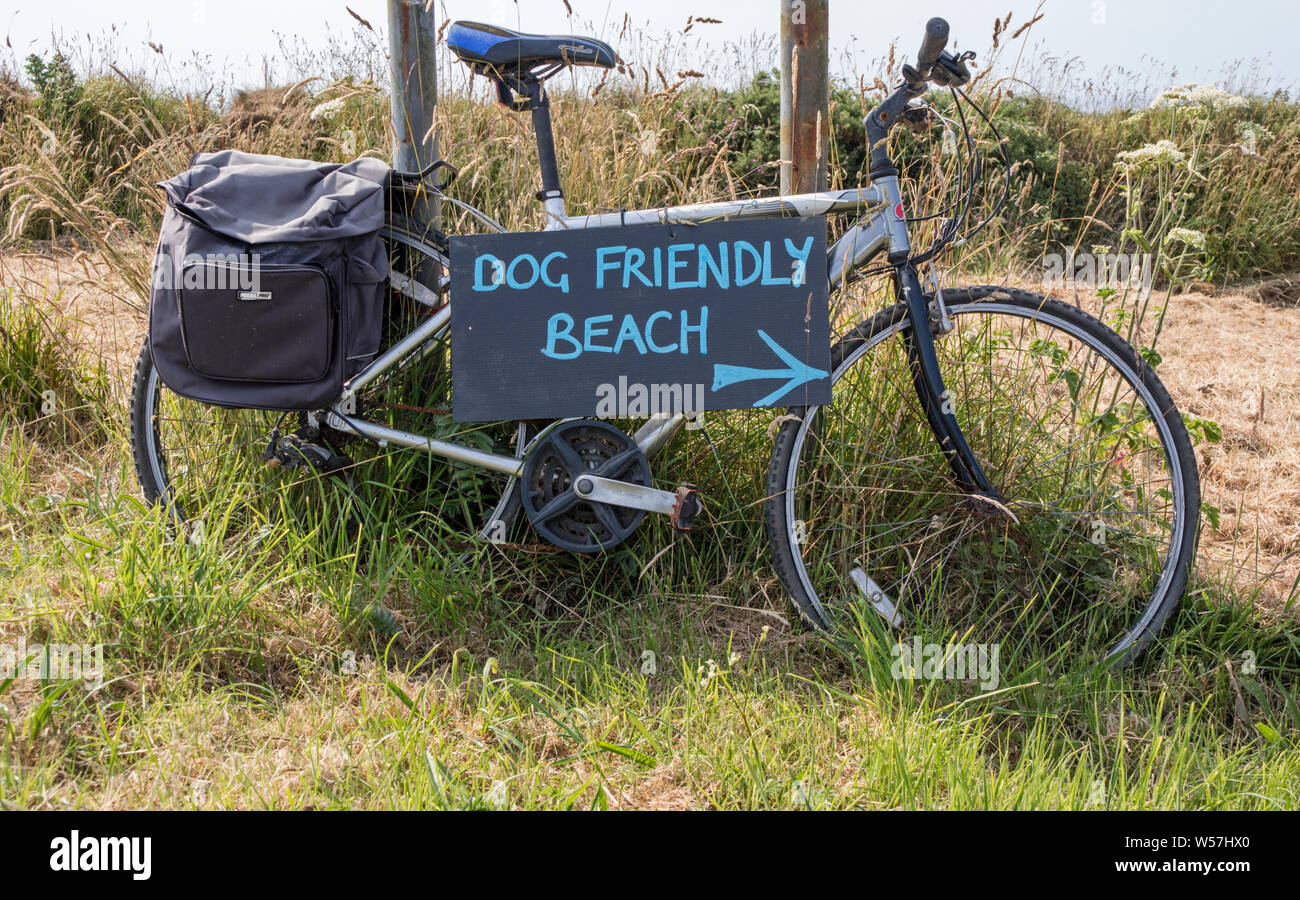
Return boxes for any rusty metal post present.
[388,0,438,227]
[779,0,830,195]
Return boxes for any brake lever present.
[931,50,975,88]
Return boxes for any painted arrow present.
[711,329,830,408]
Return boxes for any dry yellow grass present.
[1044,278,1300,612]
[9,245,1297,617]
[1155,287,1300,609]
[0,246,145,382]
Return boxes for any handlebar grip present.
[917,17,950,73]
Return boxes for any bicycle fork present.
[893,262,996,498]
[845,264,1001,629]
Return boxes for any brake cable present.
[900,101,967,224]
[949,83,1012,246]
[847,90,975,282]
[838,70,1012,283]
[907,86,980,267]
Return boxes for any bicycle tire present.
[764,286,1201,666]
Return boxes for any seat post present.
[522,80,567,224]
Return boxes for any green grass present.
[0,286,109,446]
[0,323,1296,808]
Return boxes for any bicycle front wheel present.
[765,286,1201,667]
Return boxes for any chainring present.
[520,420,652,553]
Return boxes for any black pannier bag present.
[150,150,390,410]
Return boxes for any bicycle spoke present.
[771,294,1195,665]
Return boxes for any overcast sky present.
[5,0,1294,104]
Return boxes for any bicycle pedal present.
[671,484,702,531]
[849,567,904,628]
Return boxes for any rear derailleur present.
[262,419,362,541]
[262,420,353,473]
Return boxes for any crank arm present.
[572,475,702,530]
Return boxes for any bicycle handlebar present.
[916,17,950,76]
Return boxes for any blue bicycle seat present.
[446,21,616,71]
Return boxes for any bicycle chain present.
[366,400,452,416]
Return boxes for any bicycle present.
[130,17,1201,666]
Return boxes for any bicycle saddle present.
[447,21,616,72]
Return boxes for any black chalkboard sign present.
[449,217,831,422]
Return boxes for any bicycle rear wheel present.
[765,286,1201,667]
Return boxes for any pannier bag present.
[150,149,390,410]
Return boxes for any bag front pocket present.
[344,243,388,371]
[177,259,334,383]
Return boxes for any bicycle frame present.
[325,180,904,469]
[325,76,994,518]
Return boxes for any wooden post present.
[388,0,438,227]
[779,0,830,195]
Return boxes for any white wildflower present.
[1237,121,1272,140]
[697,658,720,687]
[1189,85,1248,109]
[1115,139,1185,173]
[1164,227,1206,249]
[1150,83,1248,111]
[1149,84,1195,108]
[310,98,345,122]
